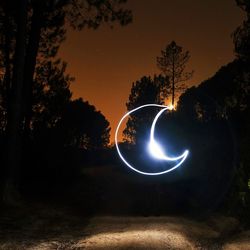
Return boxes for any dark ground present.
[0,165,249,249]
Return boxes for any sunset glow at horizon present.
[59,0,245,143]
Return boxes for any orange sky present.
[59,0,245,143]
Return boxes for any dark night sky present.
[59,0,245,142]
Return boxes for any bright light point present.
[168,104,175,110]
[115,104,189,175]
[148,140,166,159]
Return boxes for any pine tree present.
[157,41,193,106]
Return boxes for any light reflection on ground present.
[1,213,249,250]
[70,216,248,250]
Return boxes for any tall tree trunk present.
[3,14,12,129]
[3,0,28,205]
[172,78,175,106]
[23,6,44,137]
[172,57,175,106]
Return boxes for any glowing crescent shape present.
[115,104,189,175]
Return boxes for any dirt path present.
[0,209,249,249]
[72,216,250,250]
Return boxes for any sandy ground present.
[71,216,250,250]
[0,206,249,250]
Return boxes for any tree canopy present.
[123,75,169,144]
[157,41,193,106]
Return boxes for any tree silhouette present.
[123,75,169,144]
[157,41,193,106]
[4,0,28,204]
[176,56,250,214]
[233,0,250,62]
[58,98,110,149]
[233,0,250,113]
[32,59,73,131]
[0,0,132,203]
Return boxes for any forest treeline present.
[0,0,249,221]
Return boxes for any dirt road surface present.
[0,208,249,250]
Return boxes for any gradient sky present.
[59,0,245,142]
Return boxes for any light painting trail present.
[115,104,189,176]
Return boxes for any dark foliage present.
[121,58,250,219]
[123,75,169,144]
[157,41,193,105]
